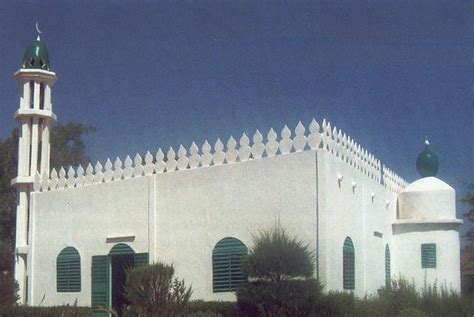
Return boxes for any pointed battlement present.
[33,118,409,194]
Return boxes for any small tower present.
[11,32,57,303]
[394,139,462,292]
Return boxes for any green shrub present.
[237,225,321,316]
[318,291,356,317]
[376,278,420,316]
[124,262,192,317]
[243,226,314,282]
[186,301,238,317]
[0,306,91,317]
[237,278,322,317]
[397,307,428,317]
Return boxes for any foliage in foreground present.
[185,301,239,317]
[124,262,192,317]
[243,225,314,282]
[237,279,322,317]
[238,225,321,316]
[0,306,91,317]
[320,278,474,317]
[0,287,473,317]
[0,271,19,308]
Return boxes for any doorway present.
[111,253,134,316]
[91,244,149,317]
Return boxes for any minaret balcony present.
[14,108,57,122]
[15,245,29,256]
[11,176,35,187]
[14,68,57,86]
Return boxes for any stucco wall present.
[153,150,318,300]
[392,223,461,292]
[317,149,397,296]
[29,150,318,304]
[28,144,460,306]
[30,176,150,306]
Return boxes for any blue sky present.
[0,1,473,235]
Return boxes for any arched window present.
[109,243,134,256]
[385,244,391,288]
[39,83,45,109]
[343,237,355,290]
[212,237,248,292]
[29,81,34,108]
[57,247,81,292]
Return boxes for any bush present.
[243,226,314,282]
[238,225,321,316]
[186,301,239,317]
[397,308,428,317]
[238,279,322,317]
[376,278,420,316]
[0,306,91,317]
[124,262,192,317]
[318,291,356,317]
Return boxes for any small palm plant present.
[124,262,192,317]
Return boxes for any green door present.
[91,255,110,317]
[91,249,149,317]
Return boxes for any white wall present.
[30,176,151,306]
[317,149,397,296]
[30,151,318,304]
[29,143,460,306]
[392,223,461,292]
[153,151,318,300]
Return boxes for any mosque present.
[11,35,462,316]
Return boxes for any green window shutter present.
[343,237,355,290]
[134,253,149,267]
[91,255,110,317]
[109,243,134,256]
[421,243,436,268]
[212,237,248,293]
[56,247,81,292]
[385,244,391,288]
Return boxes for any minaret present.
[11,32,57,304]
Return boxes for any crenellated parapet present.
[33,118,408,193]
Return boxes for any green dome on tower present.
[416,139,439,177]
[21,36,50,70]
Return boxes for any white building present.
[11,36,462,316]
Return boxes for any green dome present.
[416,139,439,177]
[21,37,50,70]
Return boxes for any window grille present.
[212,237,247,292]
[421,243,436,268]
[343,237,355,290]
[57,247,81,292]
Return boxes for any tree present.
[461,184,474,293]
[50,123,96,168]
[237,225,322,317]
[0,129,19,254]
[0,122,94,306]
[124,262,192,317]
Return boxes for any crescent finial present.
[35,21,42,40]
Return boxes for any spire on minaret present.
[35,21,41,41]
[21,23,50,70]
[416,137,439,178]
[12,31,57,304]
